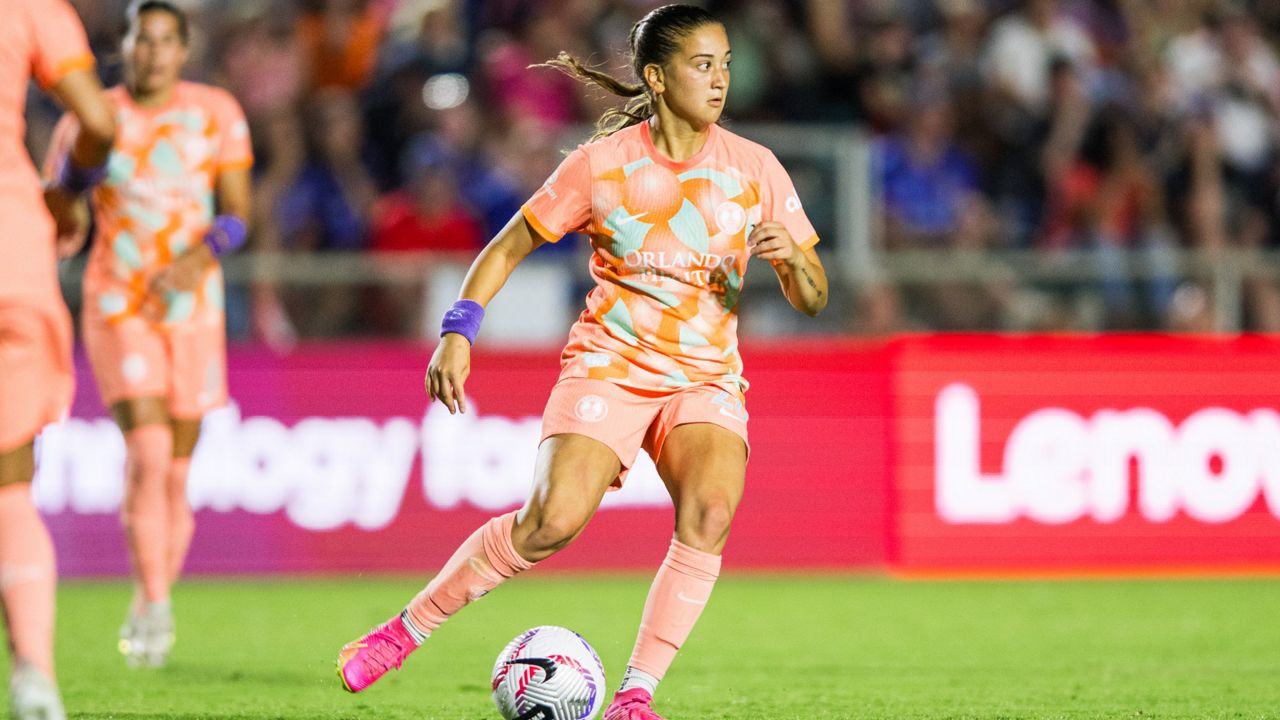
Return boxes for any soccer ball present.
[491,626,607,720]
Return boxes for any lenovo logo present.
[935,384,1280,525]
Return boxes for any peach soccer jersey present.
[46,82,253,327]
[0,0,95,309]
[522,121,818,395]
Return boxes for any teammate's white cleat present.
[9,661,65,720]
[119,601,175,668]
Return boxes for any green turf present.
[11,574,1280,719]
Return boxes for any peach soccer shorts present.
[0,305,73,453]
[540,377,749,486]
[82,315,226,420]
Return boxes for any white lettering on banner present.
[33,400,670,528]
[935,383,1280,525]
[419,402,671,511]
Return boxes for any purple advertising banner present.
[38,341,891,576]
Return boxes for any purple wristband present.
[202,215,247,257]
[440,299,484,345]
[55,155,108,195]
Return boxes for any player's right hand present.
[426,333,472,414]
[43,186,90,258]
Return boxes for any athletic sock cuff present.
[482,511,534,576]
[664,538,721,581]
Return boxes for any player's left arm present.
[151,167,251,294]
[153,89,253,295]
[753,151,827,316]
[748,224,827,316]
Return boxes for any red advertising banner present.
[41,335,1280,576]
[891,335,1280,572]
[38,341,890,576]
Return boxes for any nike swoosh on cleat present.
[676,592,707,605]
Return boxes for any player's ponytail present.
[537,4,720,140]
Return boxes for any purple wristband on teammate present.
[55,155,108,195]
[440,299,484,345]
[202,215,247,257]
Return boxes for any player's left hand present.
[151,244,215,295]
[747,222,798,265]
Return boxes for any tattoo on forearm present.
[800,267,824,299]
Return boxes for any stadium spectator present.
[369,136,484,256]
[1040,106,1179,328]
[276,88,378,335]
[879,84,1011,329]
[296,0,393,91]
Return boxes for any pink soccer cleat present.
[336,615,420,693]
[604,688,665,720]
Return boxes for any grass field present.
[13,574,1280,719]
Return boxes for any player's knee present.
[0,442,36,486]
[680,497,736,548]
[515,511,585,560]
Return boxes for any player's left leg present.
[606,419,747,720]
[0,445,64,720]
[0,303,72,719]
[166,417,200,586]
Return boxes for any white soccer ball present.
[491,626,607,720]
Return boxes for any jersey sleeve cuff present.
[39,53,95,90]
[521,204,562,243]
[217,157,255,172]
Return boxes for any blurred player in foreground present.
[44,0,252,669]
[338,5,826,719]
[2,0,115,716]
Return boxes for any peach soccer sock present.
[405,511,532,635]
[0,484,57,676]
[626,538,721,680]
[121,425,173,605]
[166,456,194,585]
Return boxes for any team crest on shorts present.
[122,354,148,385]
[574,395,609,422]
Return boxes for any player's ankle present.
[618,667,659,695]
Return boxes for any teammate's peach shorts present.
[0,305,73,453]
[82,314,226,420]
[540,377,750,487]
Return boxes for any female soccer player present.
[338,6,826,718]
[3,1,115,716]
[44,0,252,668]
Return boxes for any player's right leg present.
[82,314,178,666]
[110,397,176,668]
[336,433,621,693]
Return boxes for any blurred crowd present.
[26,0,1280,337]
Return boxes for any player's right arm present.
[46,69,115,168]
[42,70,115,257]
[425,213,546,414]
[427,145,589,414]
[34,0,116,257]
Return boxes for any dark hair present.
[538,4,720,140]
[127,0,189,45]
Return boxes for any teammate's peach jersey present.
[46,82,253,326]
[0,0,94,307]
[522,121,818,394]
